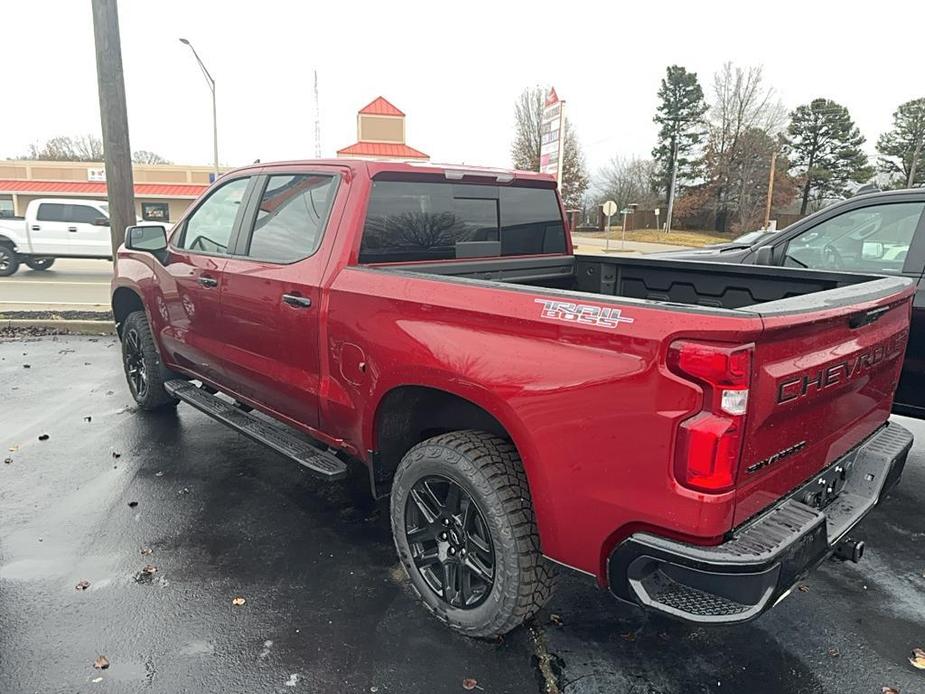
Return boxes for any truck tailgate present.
[734,277,914,526]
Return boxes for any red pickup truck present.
[112,160,914,637]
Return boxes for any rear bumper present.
[606,421,913,624]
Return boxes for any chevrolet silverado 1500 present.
[111,160,914,637]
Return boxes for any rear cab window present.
[358,179,566,264]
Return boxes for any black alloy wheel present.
[124,327,148,400]
[404,475,495,609]
[0,245,19,277]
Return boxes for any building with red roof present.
[337,97,429,161]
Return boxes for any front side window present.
[785,202,925,274]
[359,180,566,263]
[177,177,250,254]
[246,174,337,263]
[69,205,103,224]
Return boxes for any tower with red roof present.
[337,97,429,161]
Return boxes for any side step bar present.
[164,379,348,480]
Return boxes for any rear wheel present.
[0,244,20,277]
[390,430,555,638]
[121,310,179,410]
[25,257,55,271]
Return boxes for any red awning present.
[0,179,208,198]
[335,142,429,159]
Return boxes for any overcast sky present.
[3,0,923,179]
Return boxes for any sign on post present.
[539,88,566,187]
[601,200,617,251]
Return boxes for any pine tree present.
[877,97,925,188]
[785,98,872,214]
[510,86,589,209]
[651,66,708,202]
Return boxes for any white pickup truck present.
[0,197,155,276]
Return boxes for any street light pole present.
[179,38,218,176]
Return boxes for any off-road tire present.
[121,310,179,411]
[390,430,556,638]
[0,244,20,277]
[25,257,55,271]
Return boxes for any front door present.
[157,175,252,384]
[219,171,341,429]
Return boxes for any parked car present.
[111,160,914,637]
[653,189,925,418]
[0,198,168,276]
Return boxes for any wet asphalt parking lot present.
[1,334,924,694]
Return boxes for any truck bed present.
[380,253,892,311]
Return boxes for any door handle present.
[282,293,312,308]
[67,226,78,232]
[198,276,218,288]
[31,225,40,231]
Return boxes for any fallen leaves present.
[93,655,109,670]
[128,501,138,509]
[827,647,840,658]
[142,564,157,575]
[3,458,11,464]
[798,584,809,592]
[231,596,246,606]
[140,547,153,556]
[909,647,925,669]
[38,434,49,441]
[75,580,90,591]
[462,678,482,690]
[84,416,92,422]
[881,687,899,694]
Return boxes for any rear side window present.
[37,203,67,222]
[359,180,566,263]
[246,174,337,263]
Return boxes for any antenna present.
[313,69,322,159]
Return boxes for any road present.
[1,335,924,693]
[0,258,112,312]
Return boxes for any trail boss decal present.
[535,299,634,329]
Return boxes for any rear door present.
[63,202,111,255]
[218,169,342,428]
[158,175,253,384]
[734,279,915,525]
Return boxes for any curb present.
[2,319,116,335]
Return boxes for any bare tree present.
[132,150,173,165]
[23,134,105,161]
[595,157,658,211]
[510,86,589,209]
[706,63,785,230]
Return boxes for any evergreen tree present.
[510,86,589,208]
[877,97,925,188]
[785,98,872,214]
[651,66,708,202]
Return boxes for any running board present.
[164,379,348,480]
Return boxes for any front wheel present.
[121,310,179,411]
[25,257,55,271]
[390,431,556,638]
[0,244,20,277]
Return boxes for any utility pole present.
[908,137,922,188]
[179,38,218,176]
[664,136,679,233]
[313,69,322,159]
[91,0,135,267]
[763,150,778,229]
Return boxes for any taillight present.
[667,341,753,493]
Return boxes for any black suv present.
[655,189,925,418]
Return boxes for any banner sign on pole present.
[539,87,565,187]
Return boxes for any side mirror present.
[754,245,775,265]
[125,224,167,252]
[93,217,110,226]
